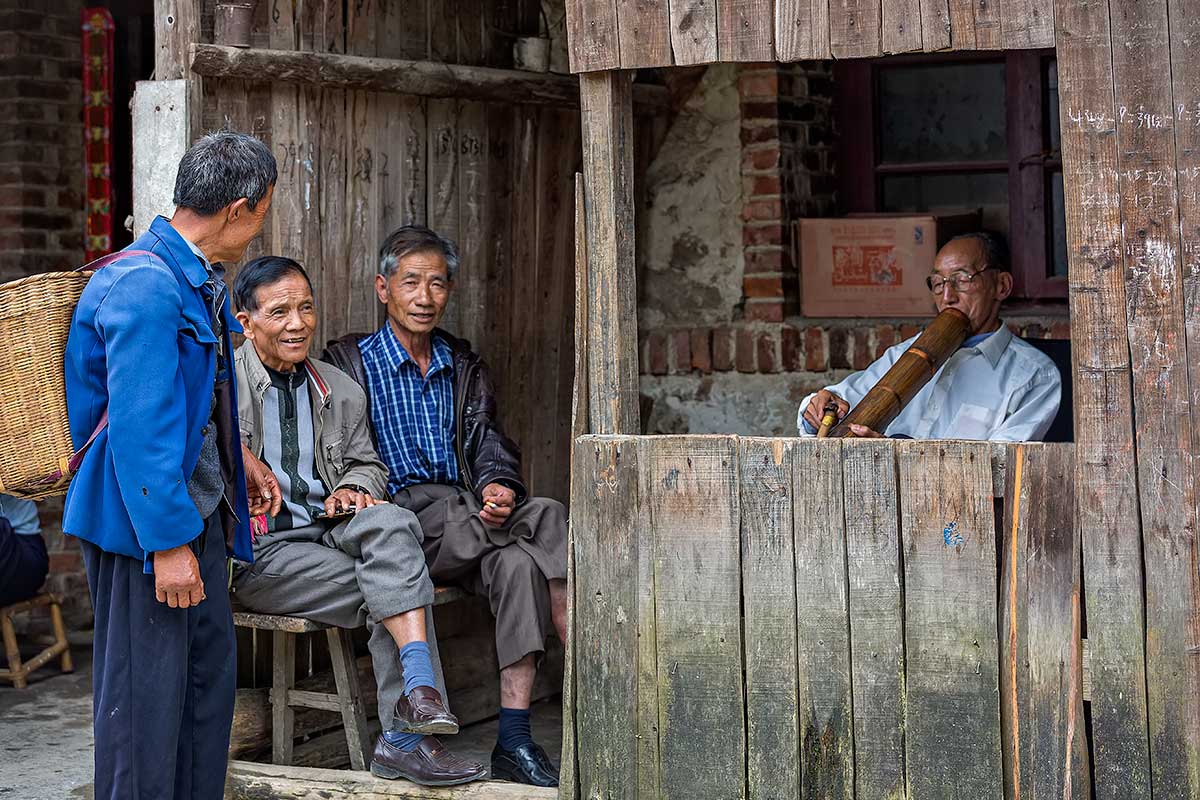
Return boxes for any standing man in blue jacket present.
[63,131,279,800]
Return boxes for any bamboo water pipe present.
[826,307,971,438]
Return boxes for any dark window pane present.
[1050,171,1068,277]
[1045,59,1061,152]
[878,62,1007,164]
[880,171,1010,234]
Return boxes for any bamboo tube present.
[816,401,839,438]
[828,307,971,438]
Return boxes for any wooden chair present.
[232,585,465,770]
[0,593,73,689]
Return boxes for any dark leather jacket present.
[322,329,527,505]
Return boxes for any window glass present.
[878,62,1008,164]
[1045,59,1061,152]
[1050,171,1068,277]
[880,172,1010,234]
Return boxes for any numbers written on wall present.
[272,141,408,186]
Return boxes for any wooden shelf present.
[189,44,670,113]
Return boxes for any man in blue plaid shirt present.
[325,225,567,788]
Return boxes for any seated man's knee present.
[359,502,424,543]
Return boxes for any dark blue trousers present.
[0,516,48,607]
[81,513,235,800]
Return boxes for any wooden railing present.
[563,435,1092,800]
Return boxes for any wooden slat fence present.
[197,0,578,502]
[565,0,1054,70]
[569,435,1105,800]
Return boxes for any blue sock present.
[497,706,533,751]
[383,730,424,752]
[399,641,436,696]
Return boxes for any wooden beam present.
[580,71,640,435]
[189,44,671,113]
[225,761,557,799]
[154,0,201,143]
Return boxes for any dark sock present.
[497,706,533,751]
[383,730,424,752]
[399,641,436,696]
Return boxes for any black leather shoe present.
[491,741,560,787]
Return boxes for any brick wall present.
[0,0,84,283]
[638,62,1070,436]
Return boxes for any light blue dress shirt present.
[798,324,1062,441]
[0,494,41,535]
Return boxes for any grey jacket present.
[234,341,389,500]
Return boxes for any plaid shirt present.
[359,326,459,496]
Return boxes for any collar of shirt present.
[370,326,454,378]
[961,324,1012,369]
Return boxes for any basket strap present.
[67,410,109,474]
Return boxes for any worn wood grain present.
[617,0,674,67]
[566,0,621,72]
[842,439,905,800]
[646,436,743,800]
[792,438,853,800]
[571,437,641,800]
[999,444,1090,800]
[1108,0,1200,793]
[899,441,1001,800]
[740,438,800,800]
[571,174,590,441]
[267,0,303,270]
[882,0,924,52]
[947,0,977,48]
[775,0,832,59]
[919,0,951,50]
[580,72,640,435]
[668,0,719,64]
[1000,0,1054,47]
[226,761,557,799]
[972,0,1002,47]
[830,0,882,57]
[717,0,774,60]
[427,98,462,334]
[344,0,379,336]
[1052,0,1151,792]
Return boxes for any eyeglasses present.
[925,266,998,294]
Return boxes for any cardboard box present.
[797,211,982,317]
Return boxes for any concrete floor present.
[0,638,562,799]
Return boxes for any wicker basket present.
[0,270,93,500]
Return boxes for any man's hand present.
[243,443,282,517]
[479,483,516,528]
[847,423,885,439]
[325,486,380,516]
[154,544,205,608]
[803,389,850,431]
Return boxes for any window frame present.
[834,49,1067,301]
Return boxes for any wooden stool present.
[0,593,73,689]
[232,585,465,770]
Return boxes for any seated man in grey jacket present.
[230,256,485,787]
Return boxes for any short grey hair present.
[172,131,277,216]
[379,225,460,281]
[948,230,1011,273]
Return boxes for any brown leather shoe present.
[370,735,487,786]
[392,686,460,735]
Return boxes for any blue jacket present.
[63,217,253,567]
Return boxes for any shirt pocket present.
[323,435,346,473]
[951,403,999,439]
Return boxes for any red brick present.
[742,223,786,247]
[738,69,778,99]
[874,324,896,359]
[743,273,784,299]
[735,328,756,372]
[828,327,851,369]
[900,323,922,340]
[853,329,874,369]
[647,331,668,375]
[1022,323,1045,339]
[670,330,692,375]
[713,327,735,371]
[780,326,802,372]
[757,331,779,373]
[1050,321,1071,339]
[742,198,782,222]
[744,247,788,274]
[740,101,780,121]
[742,146,780,171]
[48,550,81,572]
[743,173,782,197]
[690,328,713,373]
[745,300,783,322]
[805,327,826,371]
[740,124,780,146]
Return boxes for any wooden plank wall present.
[566,0,1053,69]
[199,0,579,502]
[570,436,1092,800]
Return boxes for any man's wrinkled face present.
[929,237,1013,333]
[374,250,452,338]
[236,271,317,371]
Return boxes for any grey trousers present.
[393,483,568,670]
[231,503,445,729]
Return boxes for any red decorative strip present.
[82,9,115,260]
